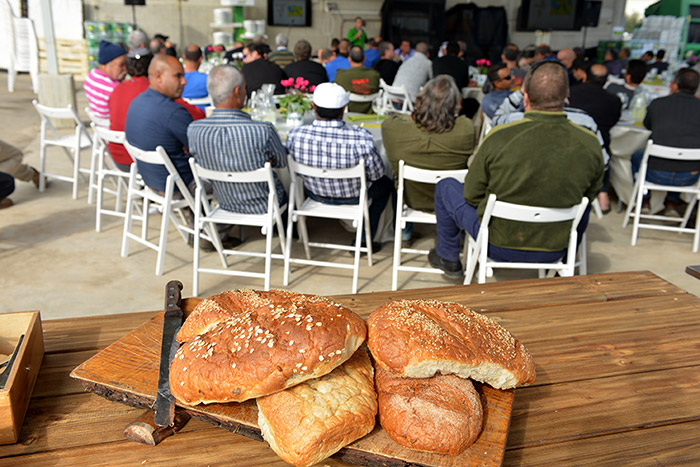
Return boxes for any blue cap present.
[98,40,126,65]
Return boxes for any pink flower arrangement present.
[475,58,491,75]
[281,76,316,93]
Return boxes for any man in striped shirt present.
[188,65,288,215]
[84,40,127,120]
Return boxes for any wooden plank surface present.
[503,418,700,467]
[70,313,515,467]
[2,272,698,466]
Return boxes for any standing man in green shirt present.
[347,17,367,48]
[429,61,604,278]
[334,46,380,113]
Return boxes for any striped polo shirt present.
[84,68,121,120]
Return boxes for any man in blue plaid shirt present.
[286,83,394,251]
[188,65,288,216]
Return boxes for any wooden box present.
[0,311,44,445]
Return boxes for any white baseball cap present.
[312,82,349,109]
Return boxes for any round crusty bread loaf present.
[257,347,377,467]
[170,290,367,404]
[177,289,307,343]
[367,299,536,389]
[375,366,483,455]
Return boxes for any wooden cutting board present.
[71,298,514,467]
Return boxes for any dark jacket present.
[241,59,287,98]
[284,60,329,87]
[432,55,469,88]
[644,92,700,172]
[569,82,622,154]
[373,59,399,85]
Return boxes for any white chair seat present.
[295,198,364,221]
[45,133,92,149]
[402,207,437,224]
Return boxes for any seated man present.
[604,59,647,110]
[631,68,700,215]
[324,43,351,82]
[286,83,394,251]
[373,41,399,85]
[84,40,127,119]
[334,46,380,114]
[432,41,469,89]
[241,43,287,98]
[429,61,604,278]
[188,65,288,215]
[392,41,433,102]
[268,33,295,69]
[481,63,513,119]
[182,44,209,108]
[284,40,328,87]
[125,55,238,248]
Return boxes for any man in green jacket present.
[334,46,380,114]
[429,61,604,279]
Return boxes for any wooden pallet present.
[38,38,89,81]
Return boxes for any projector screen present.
[268,0,312,27]
[518,0,581,31]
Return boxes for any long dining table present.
[1,270,699,466]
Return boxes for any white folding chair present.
[92,125,137,232]
[183,96,213,109]
[32,100,93,199]
[85,107,112,204]
[379,79,413,114]
[349,91,382,103]
[464,194,589,284]
[283,157,373,294]
[189,159,286,295]
[622,140,700,252]
[391,161,468,290]
[476,113,492,146]
[2,0,39,94]
[121,142,224,276]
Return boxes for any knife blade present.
[154,280,184,427]
[0,334,24,389]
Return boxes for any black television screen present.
[268,0,312,27]
[518,0,582,31]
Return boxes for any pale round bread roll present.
[367,299,536,389]
[375,366,483,455]
[257,347,377,467]
[170,289,367,404]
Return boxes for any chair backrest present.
[641,140,700,167]
[379,79,413,113]
[399,160,468,186]
[85,106,110,128]
[93,124,126,146]
[32,99,81,121]
[288,156,366,181]
[484,194,589,226]
[123,142,194,206]
[349,91,382,103]
[183,96,213,107]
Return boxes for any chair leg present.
[72,147,80,200]
[192,218,201,299]
[39,142,47,192]
[298,215,311,259]
[694,203,700,253]
[464,237,478,285]
[155,200,171,276]
[121,192,135,258]
[622,178,640,228]
[283,210,294,287]
[578,233,587,275]
[87,147,98,205]
[352,216,363,295]
[95,171,104,232]
[391,219,403,291]
[631,187,645,247]
[363,207,373,267]
[264,219,274,291]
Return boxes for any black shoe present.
[188,234,241,252]
[428,248,463,279]
[221,235,243,249]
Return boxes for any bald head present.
[587,64,608,86]
[556,48,575,69]
[149,54,186,99]
[415,41,429,55]
[523,61,568,112]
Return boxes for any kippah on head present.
[99,40,126,65]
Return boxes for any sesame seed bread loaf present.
[367,300,536,389]
[177,289,309,343]
[170,290,367,404]
[256,347,377,467]
[375,366,483,455]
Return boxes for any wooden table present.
[2,271,700,466]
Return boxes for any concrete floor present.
[2,71,699,320]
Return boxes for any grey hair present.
[411,75,461,133]
[275,33,289,47]
[128,30,148,49]
[207,65,244,106]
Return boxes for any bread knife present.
[0,334,24,389]
[154,280,183,427]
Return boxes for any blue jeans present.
[631,150,700,202]
[434,178,588,263]
[304,175,394,244]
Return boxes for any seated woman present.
[382,75,475,242]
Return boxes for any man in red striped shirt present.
[84,40,127,120]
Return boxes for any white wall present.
[78,0,625,54]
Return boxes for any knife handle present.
[123,409,191,446]
[164,280,183,317]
